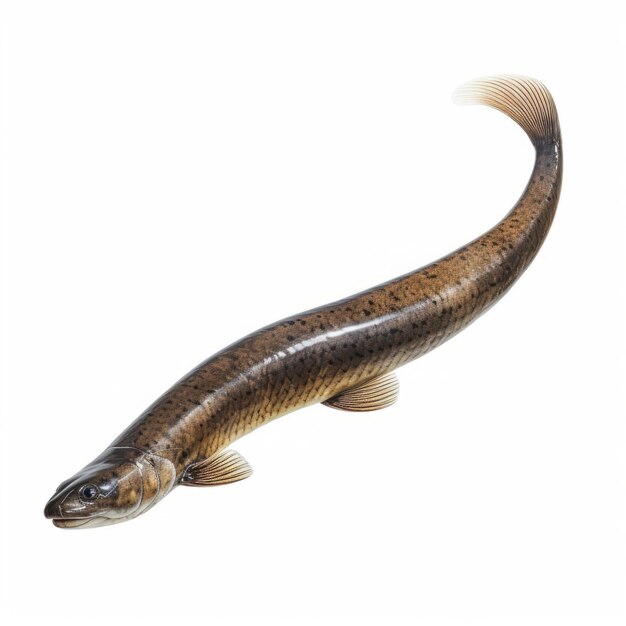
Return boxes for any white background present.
[2,2,624,625]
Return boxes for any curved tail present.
[410,75,564,352]
[453,75,561,149]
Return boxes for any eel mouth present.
[51,517,103,529]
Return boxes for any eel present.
[44,75,562,528]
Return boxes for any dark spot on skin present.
[287,335,295,341]
[363,309,371,316]
[389,328,401,334]
[412,323,418,329]
[368,300,375,306]
[288,321,295,326]
[319,324,326,330]
[427,274,438,279]
[300,321,306,326]
[460,255,467,260]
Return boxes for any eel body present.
[44,76,562,528]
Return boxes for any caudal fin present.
[453,75,560,149]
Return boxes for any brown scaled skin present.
[44,75,562,528]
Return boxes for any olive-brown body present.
[45,75,562,528]
[116,140,560,476]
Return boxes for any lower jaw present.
[52,517,104,529]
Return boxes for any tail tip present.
[453,74,560,147]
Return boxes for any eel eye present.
[80,484,99,501]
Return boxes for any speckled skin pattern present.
[116,140,560,468]
[45,76,562,527]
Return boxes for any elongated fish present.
[44,75,562,528]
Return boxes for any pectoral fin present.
[181,450,253,486]
[323,372,399,412]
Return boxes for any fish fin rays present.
[452,75,560,148]
[323,372,399,412]
[181,449,253,486]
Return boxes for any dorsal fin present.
[323,372,399,412]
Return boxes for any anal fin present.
[181,450,253,486]
[323,372,399,412]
